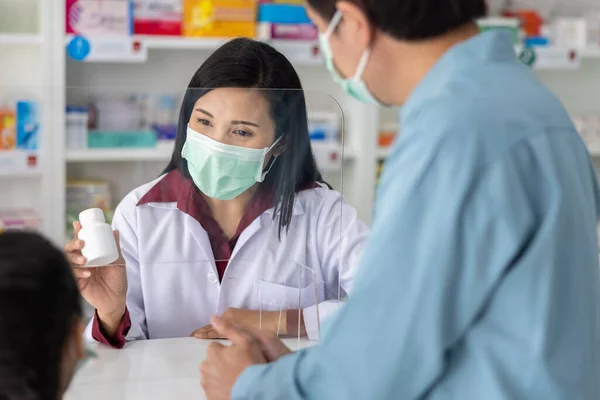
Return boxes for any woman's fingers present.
[64,238,84,254]
[66,250,87,267]
[73,221,82,237]
[192,326,224,339]
[72,267,92,279]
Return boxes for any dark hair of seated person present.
[0,231,84,400]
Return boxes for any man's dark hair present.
[307,0,487,40]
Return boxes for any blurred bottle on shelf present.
[378,122,399,149]
[66,106,89,149]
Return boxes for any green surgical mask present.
[182,125,280,200]
[319,10,385,107]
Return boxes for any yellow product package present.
[184,0,258,37]
[0,109,16,150]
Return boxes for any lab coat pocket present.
[254,281,325,312]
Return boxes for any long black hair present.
[164,38,327,237]
[0,231,82,400]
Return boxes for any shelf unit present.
[66,147,175,163]
[56,16,377,242]
[0,33,43,46]
[1,1,599,245]
[0,0,56,240]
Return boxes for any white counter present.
[65,337,311,400]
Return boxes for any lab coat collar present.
[137,170,317,226]
[400,30,517,124]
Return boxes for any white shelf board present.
[64,35,323,65]
[580,47,600,58]
[0,33,43,46]
[66,147,174,162]
[67,143,355,163]
[136,35,229,50]
[0,169,43,178]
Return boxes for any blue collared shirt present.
[232,31,600,400]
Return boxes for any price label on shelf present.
[517,46,581,70]
[0,150,39,176]
[67,35,147,63]
[311,141,342,171]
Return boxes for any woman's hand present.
[65,221,128,335]
[192,308,287,339]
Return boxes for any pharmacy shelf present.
[66,143,357,164]
[66,147,174,162]
[580,47,600,58]
[0,33,43,46]
[0,169,43,178]
[64,34,322,65]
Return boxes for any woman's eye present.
[233,129,253,138]
[197,118,212,126]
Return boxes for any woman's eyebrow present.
[231,120,260,128]
[195,108,214,118]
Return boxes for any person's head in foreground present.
[164,36,325,236]
[0,231,85,400]
[305,0,486,106]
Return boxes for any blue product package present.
[16,101,40,150]
[524,36,549,47]
[258,4,311,24]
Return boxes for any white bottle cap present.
[79,208,106,226]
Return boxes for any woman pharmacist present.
[65,38,369,348]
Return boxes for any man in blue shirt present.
[200,1,600,398]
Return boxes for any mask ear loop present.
[325,10,343,38]
[352,48,371,81]
[257,136,283,182]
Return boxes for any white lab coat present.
[84,175,369,342]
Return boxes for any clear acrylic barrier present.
[59,86,352,342]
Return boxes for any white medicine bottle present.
[78,208,119,267]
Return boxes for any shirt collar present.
[400,31,516,124]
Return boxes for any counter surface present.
[65,337,312,400]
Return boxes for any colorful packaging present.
[258,22,317,40]
[16,101,40,151]
[134,0,182,35]
[183,0,257,37]
[258,3,310,24]
[66,0,133,36]
[0,209,43,232]
[0,109,16,150]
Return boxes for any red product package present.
[134,0,182,36]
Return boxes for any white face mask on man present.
[318,10,385,106]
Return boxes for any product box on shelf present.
[134,0,182,35]
[257,22,317,41]
[0,101,39,150]
[15,101,40,151]
[0,209,43,233]
[0,108,16,150]
[183,0,257,37]
[66,0,134,36]
[258,3,311,24]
